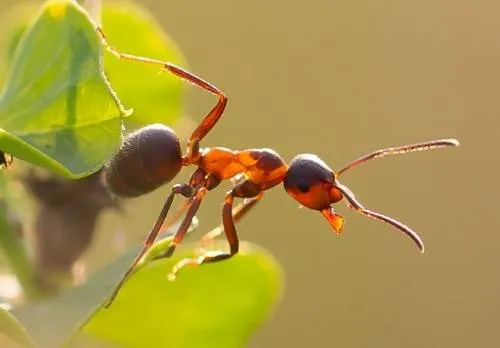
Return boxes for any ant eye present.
[297,179,310,193]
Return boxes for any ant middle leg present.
[168,180,263,279]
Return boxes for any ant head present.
[284,154,345,233]
[282,139,459,252]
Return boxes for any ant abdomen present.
[105,124,183,197]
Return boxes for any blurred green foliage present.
[10,237,281,347]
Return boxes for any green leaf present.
[101,1,186,129]
[0,0,129,178]
[81,242,282,348]
[11,235,281,348]
[0,306,34,347]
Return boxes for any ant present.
[96,28,459,307]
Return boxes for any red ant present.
[97,28,459,307]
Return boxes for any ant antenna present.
[336,139,459,176]
[335,183,425,252]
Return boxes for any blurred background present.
[0,0,495,347]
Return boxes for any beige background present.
[0,0,496,347]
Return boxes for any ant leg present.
[334,182,425,253]
[159,197,193,232]
[158,187,208,259]
[169,180,262,280]
[158,168,207,233]
[96,28,227,161]
[199,193,263,247]
[105,183,194,307]
[154,173,220,260]
[336,139,459,176]
[168,193,238,280]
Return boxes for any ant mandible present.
[96,28,459,307]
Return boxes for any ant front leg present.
[169,180,263,280]
[96,28,227,163]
